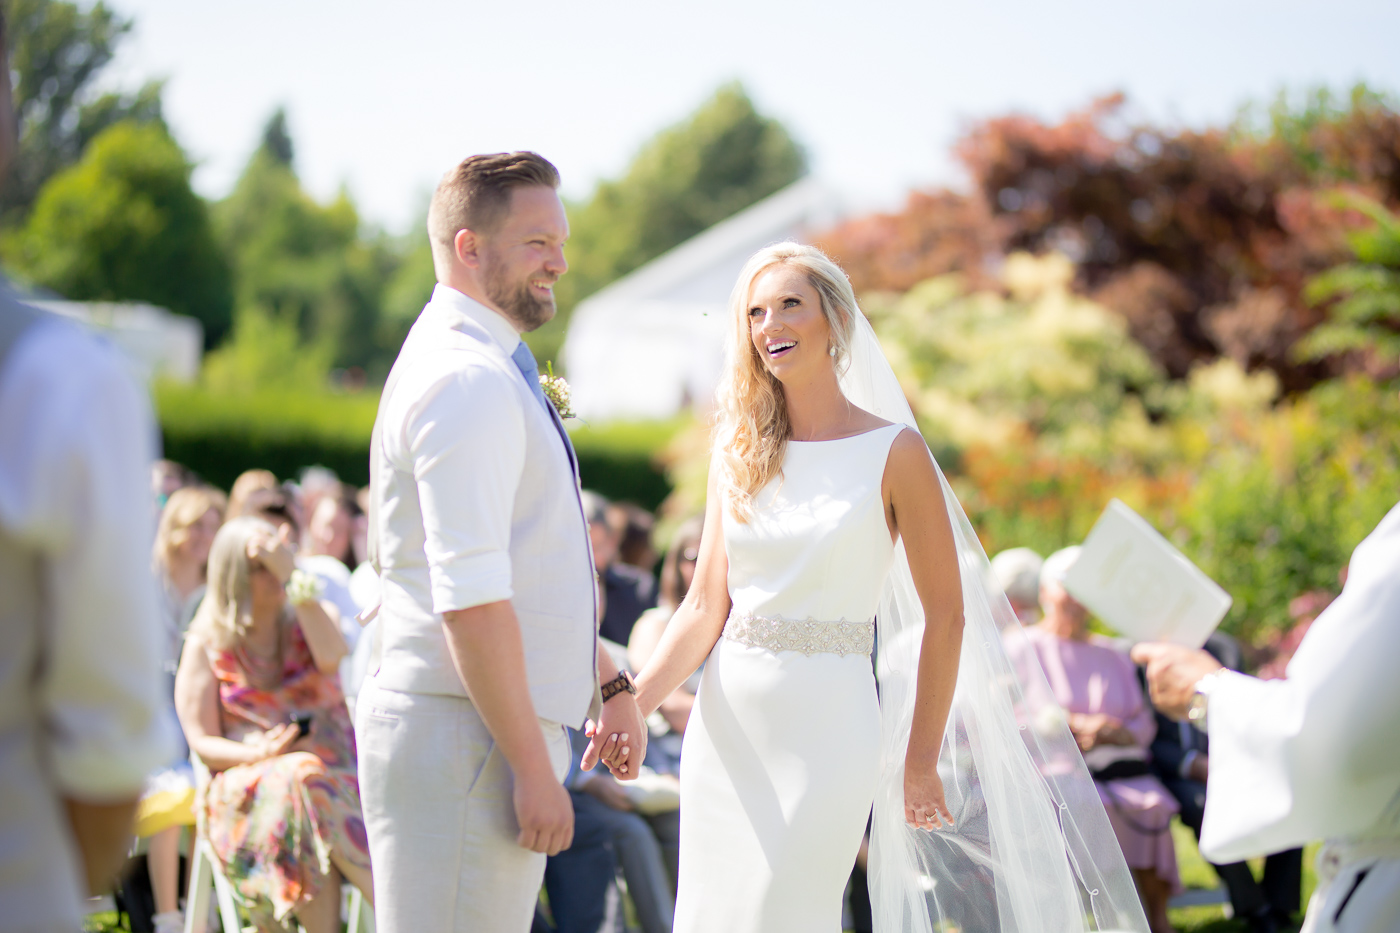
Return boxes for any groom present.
[357,152,645,932]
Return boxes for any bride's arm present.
[633,456,732,718]
[886,429,965,829]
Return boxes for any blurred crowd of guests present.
[136,459,698,933]
[37,447,1340,933]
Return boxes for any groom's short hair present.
[428,152,560,264]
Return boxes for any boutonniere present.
[539,362,576,420]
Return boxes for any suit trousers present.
[356,678,571,933]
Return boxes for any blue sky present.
[106,0,1400,235]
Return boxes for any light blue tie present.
[511,340,577,470]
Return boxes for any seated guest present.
[611,501,658,573]
[174,517,372,932]
[545,729,676,933]
[583,491,657,646]
[629,516,704,750]
[226,469,279,520]
[138,485,226,933]
[989,546,1044,625]
[151,459,199,513]
[1008,546,1181,933]
[1149,632,1301,933]
[301,485,373,701]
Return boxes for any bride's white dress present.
[676,424,905,933]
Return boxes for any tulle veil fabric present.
[840,309,1150,933]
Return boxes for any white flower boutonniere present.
[539,362,576,420]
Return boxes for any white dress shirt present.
[1201,501,1400,863]
[372,285,598,726]
[0,303,174,927]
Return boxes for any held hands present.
[904,752,955,832]
[247,525,296,585]
[1130,642,1224,721]
[580,693,647,781]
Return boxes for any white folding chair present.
[183,835,242,933]
[183,752,375,933]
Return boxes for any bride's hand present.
[581,694,648,781]
[905,762,954,831]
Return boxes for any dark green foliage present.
[530,82,805,366]
[1,0,165,225]
[4,121,233,343]
[156,383,680,509]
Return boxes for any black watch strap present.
[600,670,637,702]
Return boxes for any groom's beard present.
[483,252,556,333]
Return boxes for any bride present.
[624,243,1151,932]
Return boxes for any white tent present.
[562,178,841,421]
[29,299,204,383]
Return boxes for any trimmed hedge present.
[154,383,681,510]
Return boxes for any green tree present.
[215,111,398,374]
[4,120,233,341]
[525,82,805,364]
[1,0,165,225]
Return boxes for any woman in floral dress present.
[176,516,372,931]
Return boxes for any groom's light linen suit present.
[357,284,598,932]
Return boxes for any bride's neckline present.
[787,423,901,444]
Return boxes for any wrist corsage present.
[285,569,325,606]
[539,362,575,420]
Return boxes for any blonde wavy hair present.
[189,516,285,650]
[714,242,860,520]
[152,486,226,573]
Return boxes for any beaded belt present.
[723,611,875,657]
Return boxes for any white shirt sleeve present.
[1199,503,1400,863]
[0,320,175,800]
[400,358,527,614]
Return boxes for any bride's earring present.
[828,345,836,357]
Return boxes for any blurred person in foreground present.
[135,485,226,933]
[1008,546,1181,933]
[0,16,175,928]
[1147,631,1302,933]
[174,516,371,932]
[990,546,1043,625]
[584,491,658,647]
[1134,502,1400,933]
[356,152,642,932]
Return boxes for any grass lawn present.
[1170,819,1317,932]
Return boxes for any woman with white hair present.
[622,243,1149,932]
[174,516,372,932]
[1010,545,1182,933]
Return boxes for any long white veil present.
[840,309,1150,933]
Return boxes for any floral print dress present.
[199,620,371,925]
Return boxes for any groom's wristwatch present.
[601,670,638,703]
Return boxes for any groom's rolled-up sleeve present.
[406,365,526,614]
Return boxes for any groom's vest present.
[368,290,599,727]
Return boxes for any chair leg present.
[205,842,242,933]
[183,843,212,933]
[346,883,376,933]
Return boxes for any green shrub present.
[156,382,682,510]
